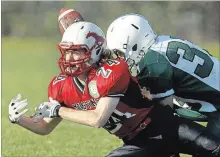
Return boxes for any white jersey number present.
[166,41,214,78]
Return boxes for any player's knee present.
[195,132,220,156]
[212,145,220,156]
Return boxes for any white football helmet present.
[58,21,105,76]
[106,14,157,70]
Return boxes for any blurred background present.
[2,1,220,157]
[2,1,220,43]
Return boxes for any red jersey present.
[48,59,154,139]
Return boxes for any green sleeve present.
[137,49,174,98]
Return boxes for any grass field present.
[2,37,219,157]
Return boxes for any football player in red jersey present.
[8,22,220,157]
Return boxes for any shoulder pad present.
[96,59,130,97]
[48,73,66,102]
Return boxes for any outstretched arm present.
[59,97,119,127]
[9,94,62,135]
[17,116,62,135]
[34,97,119,128]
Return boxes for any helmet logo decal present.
[86,32,105,55]
[86,32,104,46]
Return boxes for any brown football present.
[58,8,84,35]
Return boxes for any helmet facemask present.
[58,21,106,76]
[58,42,95,77]
[123,36,146,75]
[125,48,146,76]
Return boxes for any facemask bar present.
[57,43,94,76]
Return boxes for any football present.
[58,8,84,35]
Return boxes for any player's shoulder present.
[48,73,67,102]
[48,73,67,91]
[96,59,129,79]
[50,73,67,85]
[151,35,200,51]
[155,35,189,44]
[102,59,128,70]
[94,59,130,97]
[140,36,173,67]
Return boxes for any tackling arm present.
[137,50,174,99]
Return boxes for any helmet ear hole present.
[132,44,137,51]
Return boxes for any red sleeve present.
[97,59,130,97]
[48,74,66,102]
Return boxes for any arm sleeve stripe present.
[107,93,125,97]
[151,89,174,99]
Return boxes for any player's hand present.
[141,87,152,100]
[34,99,61,118]
[9,94,29,123]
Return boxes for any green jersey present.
[137,36,220,111]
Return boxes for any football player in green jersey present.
[106,14,220,156]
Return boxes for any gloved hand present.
[34,97,61,118]
[9,94,29,123]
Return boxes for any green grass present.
[2,37,219,157]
